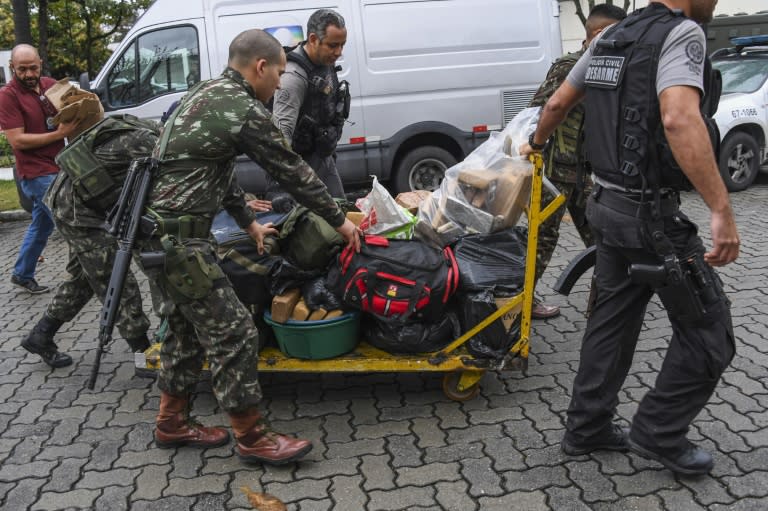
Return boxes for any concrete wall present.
[559,0,768,52]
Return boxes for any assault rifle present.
[88,157,157,390]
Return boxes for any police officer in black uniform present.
[268,8,350,205]
[521,0,739,476]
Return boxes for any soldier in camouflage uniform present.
[140,29,360,466]
[528,4,627,319]
[20,117,160,369]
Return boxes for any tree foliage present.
[563,0,634,27]
[1,0,152,79]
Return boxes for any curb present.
[0,209,31,222]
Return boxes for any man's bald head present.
[228,29,283,68]
[10,44,40,64]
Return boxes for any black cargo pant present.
[564,187,735,455]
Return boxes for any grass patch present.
[0,180,22,212]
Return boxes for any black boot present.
[126,335,151,353]
[21,314,72,368]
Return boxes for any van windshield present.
[713,58,768,94]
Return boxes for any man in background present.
[0,44,78,294]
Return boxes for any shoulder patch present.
[685,40,704,65]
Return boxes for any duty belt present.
[141,209,212,240]
[593,186,680,219]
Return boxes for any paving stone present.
[323,414,353,443]
[192,491,230,510]
[329,475,367,511]
[114,447,174,468]
[504,465,568,493]
[355,420,411,440]
[710,498,768,511]
[657,488,709,511]
[76,468,140,489]
[1,477,46,511]
[461,457,504,497]
[379,404,434,421]
[43,458,89,493]
[476,490,549,510]
[467,405,523,425]
[367,486,435,510]
[169,448,204,479]
[483,436,526,471]
[445,424,503,445]
[84,440,124,472]
[131,464,172,502]
[721,471,768,499]
[503,418,548,451]
[164,474,229,496]
[0,460,57,483]
[265,478,331,503]
[360,454,395,491]
[423,441,485,464]
[434,480,478,511]
[325,438,385,460]
[545,486,594,511]
[679,474,734,507]
[131,496,197,510]
[396,462,460,487]
[94,485,133,511]
[410,417,446,449]
[591,495,664,511]
[33,489,101,510]
[433,402,468,429]
[386,434,422,468]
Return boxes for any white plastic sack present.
[356,176,416,238]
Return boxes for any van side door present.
[97,20,209,121]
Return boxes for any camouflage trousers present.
[534,178,595,283]
[138,237,262,412]
[47,222,150,342]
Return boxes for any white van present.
[82,0,562,193]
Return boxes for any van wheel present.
[12,165,33,213]
[719,132,760,192]
[394,146,457,194]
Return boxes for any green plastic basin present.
[263,311,360,360]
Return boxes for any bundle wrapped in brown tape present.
[45,78,104,139]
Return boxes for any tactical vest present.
[583,3,714,192]
[286,46,350,158]
[56,114,160,212]
[547,52,586,176]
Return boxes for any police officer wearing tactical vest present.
[268,8,350,205]
[521,0,739,475]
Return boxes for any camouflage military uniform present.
[43,127,159,344]
[529,51,595,283]
[142,67,344,412]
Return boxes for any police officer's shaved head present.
[228,29,282,67]
[586,4,627,33]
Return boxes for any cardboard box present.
[308,307,328,321]
[346,211,366,226]
[494,296,523,331]
[291,299,311,321]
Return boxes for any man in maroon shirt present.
[0,44,78,367]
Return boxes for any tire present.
[393,146,457,194]
[718,132,760,192]
[12,165,33,213]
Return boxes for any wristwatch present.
[528,132,546,151]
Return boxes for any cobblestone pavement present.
[1,179,767,511]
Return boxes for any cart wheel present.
[442,371,481,402]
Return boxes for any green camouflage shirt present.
[46,125,159,230]
[148,67,345,229]
[529,51,585,183]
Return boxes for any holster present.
[141,208,212,240]
[158,235,225,303]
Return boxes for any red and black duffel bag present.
[328,235,459,322]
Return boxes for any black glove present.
[271,193,297,214]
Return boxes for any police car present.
[711,35,768,191]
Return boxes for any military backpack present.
[56,114,160,212]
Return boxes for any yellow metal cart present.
[137,153,565,401]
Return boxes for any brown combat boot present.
[229,409,313,465]
[155,392,230,448]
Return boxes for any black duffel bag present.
[327,234,459,322]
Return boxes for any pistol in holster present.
[629,250,723,324]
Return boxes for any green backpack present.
[55,114,160,212]
[277,205,345,270]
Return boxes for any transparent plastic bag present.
[356,176,417,239]
[417,107,540,245]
